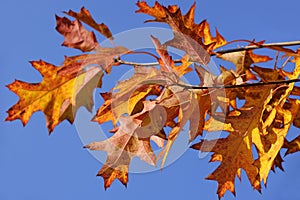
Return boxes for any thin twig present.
[274,51,279,70]
[281,56,292,69]
[116,40,300,66]
[117,59,182,66]
[215,40,300,54]
[174,79,300,90]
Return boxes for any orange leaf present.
[6,60,103,133]
[217,50,272,80]
[93,67,163,125]
[136,1,226,57]
[192,134,261,198]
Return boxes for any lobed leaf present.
[6,60,103,133]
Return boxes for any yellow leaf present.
[6,60,102,133]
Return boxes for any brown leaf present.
[271,153,284,172]
[55,16,98,52]
[136,1,226,65]
[151,36,192,76]
[136,1,226,51]
[64,7,113,40]
[58,46,129,75]
[251,66,285,82]
[158,86,210,166]
[85,100,170,189]
[284,135,300,156]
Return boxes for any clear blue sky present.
[0,0,299,200]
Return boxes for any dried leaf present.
[191,134,261,198]
[136,1,226,51]
[136,1,226,65]
[58,46,129,75]
[55,16,98,52]
[64,7,113,39]
[85,101,169,189]
[6,60,102,133]
[217,50,272,80]
[93,67,164,125]
[284,135,300,156]
[151,36,192,76]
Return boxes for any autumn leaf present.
[58,46,129,75]
[93,85,160,125]
[136,1,226,51]
[55,15,98,52]
[136,1,226,65]
[6,60,103,133]
[85,100,169,189]
[191,50,300,197]
[217,50,272,80]
[64,7,113,40]
[192,85,278,198]
[191,134,261,198]
[93,67,165,125]
[195,64,242,112]
[151,36,192,76]
[84,116,156,189]
[5,1,300,199]
[284,135,300,156]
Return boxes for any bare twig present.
[116,40,300,67]
[116,59,181,66]
[174,79,300,90]
[215,40,300,54]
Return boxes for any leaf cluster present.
[5,1,300,199]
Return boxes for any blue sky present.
[0,0,300,200]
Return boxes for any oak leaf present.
[85,101,168,189]
[151,36,192,76]
[284,135,300,156]
[192,50,300,197]
[93,67,165,125]
[64,7,113,40]
[192,85,276,198]
[136,1,226,65]
[55,15,98,52]
[158,85,211,166]
[6,60,102,133]
[191,133,261,198]
[58,46,129,75]
[217,50,272,80]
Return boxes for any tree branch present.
[215,40,300,54]
[174,79,300,90]
[116,59,181,66]
[116,40,300,66]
